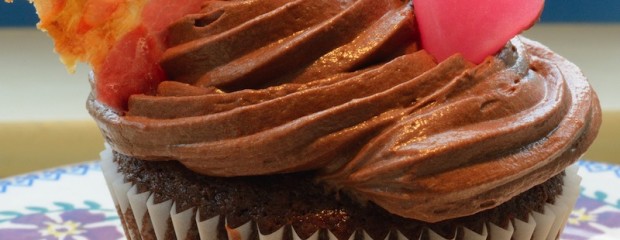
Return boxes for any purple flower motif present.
[562,195,620,240]
[0,209,122,240]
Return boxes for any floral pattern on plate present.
[563,193,620,240]
[0,201,122,240]
[0,160,619,240]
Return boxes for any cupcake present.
[29,0,601,240]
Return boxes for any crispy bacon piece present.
[30,0,204,111]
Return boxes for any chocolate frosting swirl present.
[88,0,601,222]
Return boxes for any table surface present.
[0,160,619,240]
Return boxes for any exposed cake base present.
[99,147,581,240]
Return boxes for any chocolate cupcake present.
[100,148,583,240]
[29,0,600,239]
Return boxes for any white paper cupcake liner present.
[100,148,581,240]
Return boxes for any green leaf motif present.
[84,200,101,210]
[104,216,120,221]
[0,211,22,217]
[594,191,608,202]
[25,207,48,213]
[53,202,75,211]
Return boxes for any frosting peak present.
[89,0,601,222]
[160,0,413,89]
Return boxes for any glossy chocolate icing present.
[88,0,601,222]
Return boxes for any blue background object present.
[541,0,620,22]
[0,0,38,27]
[1,0,620,27]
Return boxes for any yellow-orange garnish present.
[30,0,147,72]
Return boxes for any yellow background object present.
[585,111,619,164]
[0,121,103,178]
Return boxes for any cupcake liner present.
[292,226,319,240]
[171,204,196,240]
[512,215,535,240]
[196,211,220,240]
[226,218,253,240]
[100,148,581,240]
[147,194,175,239]
[127,185,150,233]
